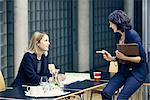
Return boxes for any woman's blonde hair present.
[28,32,48,55]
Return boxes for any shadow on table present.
[0,86,26,99]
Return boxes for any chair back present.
[0,70,5,91]
[48,64,56,72]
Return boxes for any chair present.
[48,64,66,82]
[0,70,5,91]
[48,64,56,73]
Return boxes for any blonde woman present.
[11,32,51,86]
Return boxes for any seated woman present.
[101,10,148,99]
[11,32,51,86]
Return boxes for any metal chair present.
[0,70,5,92]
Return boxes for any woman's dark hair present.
[108,10,132,32]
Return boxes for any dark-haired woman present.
[101,10,148,99]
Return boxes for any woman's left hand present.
[115,50,126,60]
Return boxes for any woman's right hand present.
[102,50,112,61]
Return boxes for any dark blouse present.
[115,29,149,82]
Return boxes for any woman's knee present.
[117,94,129,100]
[101,89,112,100]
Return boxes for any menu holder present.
[63,72,90,85]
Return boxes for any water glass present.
[40,76,49,93]
[40,76,48,85]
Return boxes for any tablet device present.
[117,43,139,56]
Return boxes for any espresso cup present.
[93,72,101,81]
[26,86,44,95]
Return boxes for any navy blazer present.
[115,29,149,82]
[11,52,51,86]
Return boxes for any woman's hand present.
[102,50,113,61]
[115,50,126,60]
[115,50,141,63]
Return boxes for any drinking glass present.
[40,76,49,93]
[40,76,48,85]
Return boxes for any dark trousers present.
[102,72,143,100]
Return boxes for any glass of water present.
[40,76,48,85]
[40,76,49,93]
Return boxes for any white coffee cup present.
[26,86,44,96]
